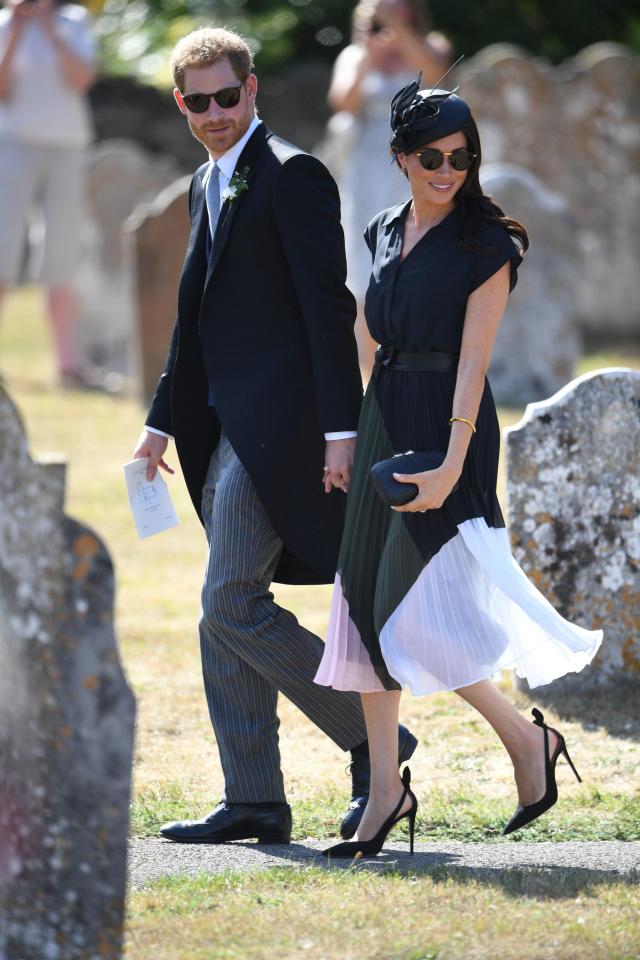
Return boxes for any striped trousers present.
[199,433,367,802]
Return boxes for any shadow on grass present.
[216,840,639,900]
[517,677,640,741]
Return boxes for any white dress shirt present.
[146,115,357,443]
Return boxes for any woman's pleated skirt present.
[315,370,603,695]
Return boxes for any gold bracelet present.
[449,416,476,434]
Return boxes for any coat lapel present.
[203,123,270,292]
[176,167,209,319]
[188,170,209,267]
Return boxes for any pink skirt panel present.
[314,573,386,693]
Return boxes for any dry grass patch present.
[125,867,640,960]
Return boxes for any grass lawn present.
[2,288,639,960]
[124,868,640,960]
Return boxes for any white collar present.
[208,115,262,182]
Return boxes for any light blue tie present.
[205,162,221,243]
[205,163,220,407]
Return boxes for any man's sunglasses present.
[182,83,245,113]
[415,147,477,172]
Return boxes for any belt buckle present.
[382,346,396,367]
[372,346,396,381]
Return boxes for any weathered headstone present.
[457,43,640,341]
[126,176,191,405]
[74,139,182,388]
[505,368,640,692]
[0,383,135,959]
[455,45,562,178]
[480,163,580,405]
[560,44,640,341]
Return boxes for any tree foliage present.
[86,0,640,85]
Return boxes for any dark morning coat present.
[146,122,363,585]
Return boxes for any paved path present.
[129,839,640,889]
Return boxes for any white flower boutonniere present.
[222,165,250,204]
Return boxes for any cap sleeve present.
[62,7,98,65]
[469,224,522,294]
[363,215,381,259]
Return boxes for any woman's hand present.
[7,0,38,31]
[373,0,408,32]
[36,1,59,41]
[391,463,460,513]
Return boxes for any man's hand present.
[323,437,356,494]
[133,429,175,482]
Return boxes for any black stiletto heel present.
[324,766,418,859]
[503,707,582,836]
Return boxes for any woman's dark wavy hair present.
[454,115,529,258]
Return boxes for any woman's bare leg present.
[355,690,412,841]
[46,284,79,378]
[455,679,558,806]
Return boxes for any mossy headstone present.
[0,384,135,960]
[505,368,640,692]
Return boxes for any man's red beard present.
[188,119,236,145]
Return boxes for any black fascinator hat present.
[390,59,473,156]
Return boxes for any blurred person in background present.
[0,0,96,386]
[327,0,451,377]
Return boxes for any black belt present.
[372,346,459,379]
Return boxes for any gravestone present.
[458,43,640,341]
[505,368,640,692]
[560,44,640,341]
[480,163,580,405]
[0,384,135,959]
[456,45,562,176]
[74,139,182,389]
[126,176,191,405]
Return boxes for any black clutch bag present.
[370,450,459,508]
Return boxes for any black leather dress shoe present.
[160,801,292,844]
[339,724,418,840]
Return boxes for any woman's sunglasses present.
[182,83,245,113]
[415,147,477,172]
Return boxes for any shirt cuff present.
[145,425,172,440]
[324,431,358,441]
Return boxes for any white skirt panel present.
[316,517,603,696]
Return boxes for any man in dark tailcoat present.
[133,26,416,844]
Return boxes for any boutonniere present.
[222,165,250,204]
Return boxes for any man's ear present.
[174,88,188,115]
[245,73,258,105]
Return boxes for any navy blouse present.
[364,200,522,353]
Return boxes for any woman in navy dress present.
[316,80,602,857]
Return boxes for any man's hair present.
[172,27,254,92]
